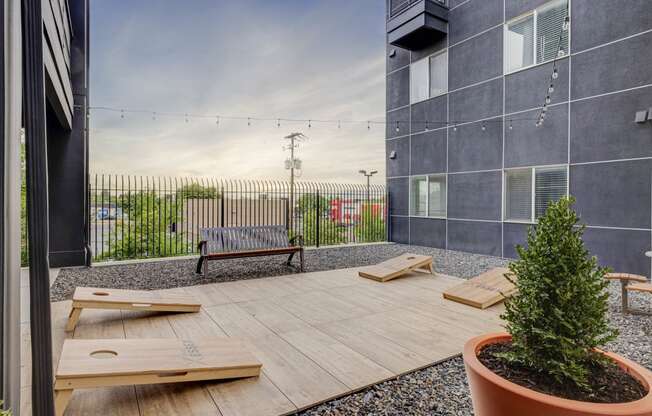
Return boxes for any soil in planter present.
[478,343,647,403]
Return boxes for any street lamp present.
[358,170,378,204]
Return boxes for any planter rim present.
[464,332,652,414]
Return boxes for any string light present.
[215,116,219,127]
[481,123,486,131]
[552,68,559,79]
[152,112,156,120]
[367,121,371,130]
[277,119,281,128]
[308,119,312,128]
[424,120,429,131]
[338,120,341,129]
[453,124,457,132]
[247,117,251,127]
[395,121,400,133]
[120,109,125,119]
[509,120,513,130]
[184,113,189,123]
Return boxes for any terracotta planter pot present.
[463,333,652,416]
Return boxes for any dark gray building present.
[386,0,652,276]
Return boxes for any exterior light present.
[548,85,554,93]
[552,69,559,79]
[545,96,551,104]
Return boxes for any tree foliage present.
[177,183,219,199]
[354,204,386,242]
[500,196,617,389]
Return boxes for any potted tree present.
[463,197,652,416]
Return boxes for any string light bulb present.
[395,121,400,133]
[247,117,251,127]
[337,120,341,129]
[152,112,156,121]
[509,120,513,130]
[548,85,554,93]
[545,96,551,104]
[120,109,125,119]
[308,120,312,128]
[367,121,371,130]
[424,120,429,131]
[552,68,559,79]
[277,119,281,128]
[184,113,189,123]
[215,116,219,127]
[481,123,486,131]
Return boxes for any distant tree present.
[177,183,219,199]
[354,204,386,243]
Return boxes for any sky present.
[90,0,387,184]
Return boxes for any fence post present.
[315,190,320,248]
[386,189,391,242]
[220,186,225,227]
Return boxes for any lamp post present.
[358,170,378,204]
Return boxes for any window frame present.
[409,174,447,219]
[503,0,569,75]
[409,50,448,105]
[503,164,569,223]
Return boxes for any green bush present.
[500,196,617,389]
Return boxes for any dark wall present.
[47,0,89,267]
[386,0,652,276]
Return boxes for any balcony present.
[387,0,448,50]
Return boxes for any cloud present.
[90,0,387,185]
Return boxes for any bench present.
[606,273,651,315]
[196,225,304,276]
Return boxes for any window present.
[504,166,567,222]
[410,175,447,217]
[505,0,568,73]
[410,51,448,104]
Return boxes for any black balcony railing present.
[388,0,447,19]
[89,174,388,262]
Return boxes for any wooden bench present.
[196,225,304,276]
[606,273,651,315]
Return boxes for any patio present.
[21,256,505,415]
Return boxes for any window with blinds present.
[505,0,568,73]
[505,166,568,222]
[410,51,448,104]
[410,175,447,217]
[428,175,447,217]
[505,169,532,221]
[535,167,567,218]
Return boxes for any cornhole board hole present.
[54,337,262,416]
[358,253,434,282]
[66,287,201,331]
[442,267,514,309]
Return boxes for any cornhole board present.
[54,337,262,416]
[358,253,433,282]
[442,267,514,309]
[66,287,201,331]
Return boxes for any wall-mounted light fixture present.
[635,110,648,123]
[389,150,397,160]
[389,49,397,58]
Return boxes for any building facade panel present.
[447,220,502,256]
[570,86,652,163]
[505,59,569,114]
[571,31,652,100]
[409,217,446,248]
[448,171,502,221]
[449,26,502,90]
[504,105,568,168]
[388,177,409,216]
[410,95,447,134]
[387,44,410,73]
[570,160,652,230]
[387,66,410,111]
[386,106,409,139]
[503,222,530,259]
[410,129,447,175]
[449,0,503,45]
[390,216,410,244]
[582,227,651,277]
[448,118,502,172]
[386,137,410,177]
[571,0,652,53]
[449,77,503,121]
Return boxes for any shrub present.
[500,196,617,389]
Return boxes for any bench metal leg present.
[286,252,295,266]
[196,256,205,276]
[621,280,629,314]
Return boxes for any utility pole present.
[284,133,307,232]
[358,170,378,204]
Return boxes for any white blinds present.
[429,52,447,98]
[505,169,533,220]
[535,167,567,218]
[428,175,447,217]
[536,0,569,63]
[410,58,429,104]
[410,176,427,216]
[506,14,535,73]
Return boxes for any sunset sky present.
[89,0,387,184]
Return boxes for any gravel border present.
[51,243,651,415]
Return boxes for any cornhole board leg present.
[66,307,82,332]
[54,389,73,416]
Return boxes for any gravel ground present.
[51,243,507,301]
[51,243,651,415]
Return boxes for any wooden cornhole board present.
[66,287,201,331]
[443,267,514,309]
[358,253,433,282]
[54,337,262,416]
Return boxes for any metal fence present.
[90,174,388,262]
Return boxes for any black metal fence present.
[90,174,388,262]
